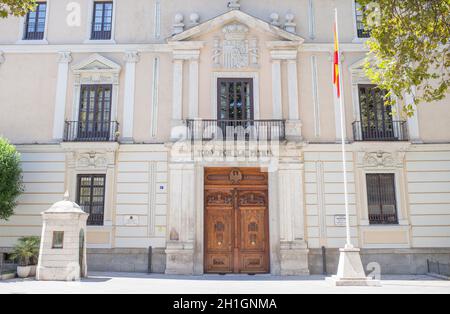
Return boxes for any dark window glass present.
[77,84,112,141]
[91,2,113,40]
[355,1,371,38]
[24,2,47,40]
[52,231,64,249]
[77,175,106,226]
[359,85,395,140]
[366,174,399,225]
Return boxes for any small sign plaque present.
[334,215,347,226]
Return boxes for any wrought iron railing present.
[353,120,409,141]
[64,121,119,142]
[87,213,104,226]
[185,119,286,142]
[369,213,399,225]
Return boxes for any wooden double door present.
[204,168,270,274]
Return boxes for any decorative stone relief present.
[124,51,140,63]
[212,23,259,69]
[58,51,72,64]
[65,149,117,171]
[358,151,406,169]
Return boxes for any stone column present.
[172,58,184,124]
[406,90,421,143]
[52,52,72,141]
[277,147,309,275]
[270,56,283,120]
[188,52,200,119]
[165,162,196,275]
[286,53,302,141]
[271,49,303,141]
[122,51,140,143]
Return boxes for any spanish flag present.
[333,11,341,98]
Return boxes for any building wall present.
[0,0,449,274]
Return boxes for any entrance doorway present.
[204,168,269,274]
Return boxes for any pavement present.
[0,273,449,294]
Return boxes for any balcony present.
[185,119,286,142]
[369,213,399,225]
[63,121,119,142]
[352,121,409,141]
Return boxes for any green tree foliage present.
[358,0,450,116]
[0,0,36,18]
[0,137,24,220]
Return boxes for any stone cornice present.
[0,43,369,54]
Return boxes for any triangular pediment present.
[72,54,121,73]
[169,10,304,43]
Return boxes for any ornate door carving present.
[204,168,269,274]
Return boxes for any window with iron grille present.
[355,1,371,38]
[24,2,47,40]
[77,84,112,141]
[76,175,106,226]
[359,84,395,140]
[366,174,399,225]
[91,1,113,40]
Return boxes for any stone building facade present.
[0,0,449,275]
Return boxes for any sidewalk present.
[1,273,450,294]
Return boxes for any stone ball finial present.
[285,12,295,23]
[174,13,184,24]
[63,191,70,201]
[270,13,280,26]
[190,12,200,25]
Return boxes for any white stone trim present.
[172,59,184,122]
[169,9,305,43]
[16,0,50,45]
[307,0,316,39]
[122,51,140,142]
[70,54,121,125]
[355,148,410,229]
[406,89,421,143]
[188,54,200,119]
[52,51,72,141]
[311,55,321,137]
[271,59,283,120]
[211,72,260,120]
[154,0,161,39]
[0,43,367,54]
[84,0,117,44]
[287,59,300,121]
[150,57,160,138]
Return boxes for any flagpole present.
[334,8,352,249]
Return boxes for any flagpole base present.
[326,247,381,287]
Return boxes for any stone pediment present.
[169,10,304,43]
[72,53,121,74]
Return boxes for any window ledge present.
[15,39,49,45]
[87,225,112,232]
[83,39,116,44]
[352,37,369,44]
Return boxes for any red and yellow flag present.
[333,19,341,98]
